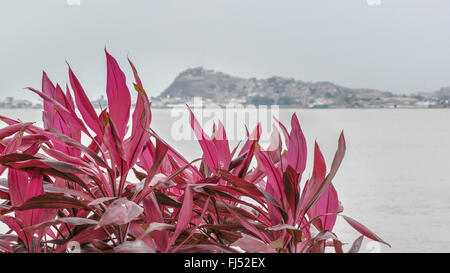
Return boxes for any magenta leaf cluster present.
[0,51,389,253]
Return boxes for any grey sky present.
[1,0,449,100]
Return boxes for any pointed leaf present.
[68,66,103,136]
[341,215,390,247]
[231,236,275,253]
[286,113,307,175]
[187,105,219,174]
[348,235,364,253]
[105,49,131,140]
[23,217,98,232]
[168,185,193,249]
[14,193,90,211]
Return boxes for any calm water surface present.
[2,108,450,253]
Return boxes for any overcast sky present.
[1,0,449,100]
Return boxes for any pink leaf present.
[286,113,307,175]
[126,82,151,168]
[128,58,143,89]
[0,216,27,244]
[7,169,28,207]
[105,49,131,140]
[98,198,143,226]
[214,121,231,170]
[299,132,346,219]
[275,117,290,149]
[168,184,193,250]
[187,105,219,173]
[88,197,117,207]
[217,170,264,199]
[233,124,261,176]
[171,197,211,253]
[341,215,390,247]
[231,236,275,253]
[150,131,203,181]
[0,124,26,140]
[102,114,127,171]
[22,170,45,227]
[315,184,339,231]
[266,125,282,164]
[22,217,98,232]
[219,196,271,243]
[113,240,155,253]
[143,192,168,252]
[55,228,109,253]
[128,221,157,252]
[14,193,91,211]
[68,66,103,136]
[255,150,283,203]
[27,87,90,137]
[303,142,339,231]
[283,165,300,213]
[41,72,56,129]
[348,235,364,253]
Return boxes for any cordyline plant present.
[0,50,389,253]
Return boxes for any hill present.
[156,67,449,108]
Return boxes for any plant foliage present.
[0,51,389,253]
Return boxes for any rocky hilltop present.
[156,67,449,108]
